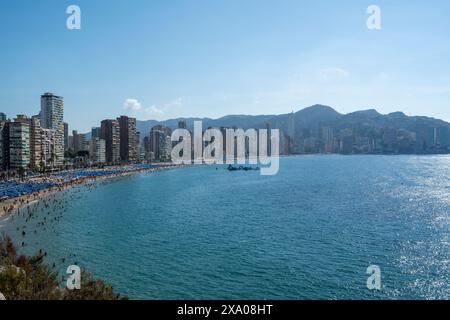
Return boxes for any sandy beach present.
[0,164,184,220]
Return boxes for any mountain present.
[136,115,274,135]
[84,104,450,154]
[132,104,449,136]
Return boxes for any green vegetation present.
[0,236,127,300]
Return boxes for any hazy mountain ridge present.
[135,104,449,136]
[136,115,275,134]
[87,105,450,138]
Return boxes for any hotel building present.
[0,121,10,170]
[101,119,121,163]
[89,137,106,164]
[149,125,172,162]
[41,128,56,167]
[117,116,138,163]
[9,118,30,169]
[64,122,69,151]
[40,93,64,165]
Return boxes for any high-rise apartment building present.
[0,115,54,170]
[40,93,64,165]
[15,115,43,169]
[9,118,30,169]
[143,136,152,161]
[64,122,69,151]
[117,116,138,163]
[101,119,121,163]
[266,123,271,157]
[436,127,449,150]
[0,120,10,170]
[41,128,56,167]
[72,130,87,154]
[322,126,334,154]
[13,115,43,169]
[178,120,187,129]
[149,125,172,162]
[89,137,106,164]
[30,116,44,169]
[91,127,101,139]
[14,115,42,169]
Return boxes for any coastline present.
[0,164,185,221]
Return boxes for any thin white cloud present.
[123,98,142,111]
[123,97,184,120]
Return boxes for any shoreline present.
[3,153,446,221]
[0,164,186,221]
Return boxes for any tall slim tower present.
[178,120,187,129]
[9,116,30,169]
[117,116,138,163]
[288,111,295,138]
[15,115,42,169]
[41,93,64,165]
[101,119,121,163]
[149,125,172,162]
[287,111,295,154]
[0,120,10,170]
[64,122,69,151]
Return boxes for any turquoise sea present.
[1,155,449,299]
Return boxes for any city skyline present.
[2,91,449,171]
[2,94,450,135]
[2,1,450,305]
[1,0,450,132]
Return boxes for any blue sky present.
[1,0,449,132]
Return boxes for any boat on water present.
[227,165,260,172]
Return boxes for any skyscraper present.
[266,122,271,157]
[91,127,102,139]
[41,128,56,167]
[72,130,86,154]
[143,135,150,156]
[64,122,69,151]
[436,127,449,150]
[41,93,64,165]
[322,126,334,154]
[149,125,172,162]
[117,116,138,163]
[15,115,42,169]
[9,117,30,169]
[101,119,121,163]
[89,137,106,164]
[288,111,295,138]
[28,115,43,168]
[0,120,10,170]
[178,120,187,129]
[0,113,6,122]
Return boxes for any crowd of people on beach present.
[3,180,101,275]
[0,163,179,218]
[0,162,185,285]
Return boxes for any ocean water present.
[1,155,449,300]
